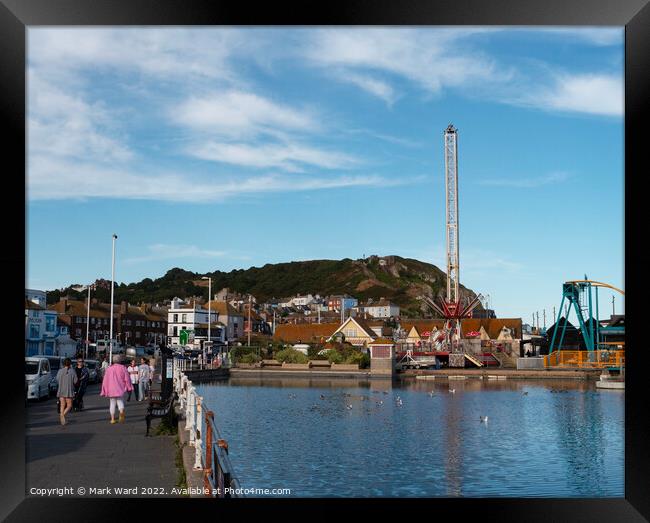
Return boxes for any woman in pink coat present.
[100,354,133,424]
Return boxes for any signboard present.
[179,329,189,345]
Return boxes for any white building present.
[25,297,58,356]
[361,299,400,319]
[291,294,316,307]
[25,289,47,308]
[167,297,224,347]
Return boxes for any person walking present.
[99,355,109,382]
[126,359,139,401]
[73,357,90,411]
[148,358,155,389]
[138,357,151,401]
[100,354,133,424]
[56,358,78,425]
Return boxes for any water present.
[196,377,624,498]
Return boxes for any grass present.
[153,410,178,436]
[175,435,188,491]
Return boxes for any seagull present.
[429,391,435,397]
[377,400,383,405]
[320,394,325,400]
[480,416,489,423]
[382,391,388,395]
[449,388,456,394]
[522,391,528,396]
[346,404,353,410]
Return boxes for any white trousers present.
[109,396,125,416]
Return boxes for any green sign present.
[179,329,189,345]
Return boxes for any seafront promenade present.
[25,382,180,497]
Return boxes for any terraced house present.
[48,298,168,346]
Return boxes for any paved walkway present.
[25,381,180,498]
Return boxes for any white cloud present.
[531,27,623,46]
[532,74,623,117]
[28,28,244,83]
[172,91,318,139]
[27,156,402,202]
[305,28,507,96]
[124,244,228,264]
[478,171,571,188]
[337,71,397,105]
[187,141,360,171]
[28,71,133,163]
[303,28,622,118]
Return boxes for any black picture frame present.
[2,0,646,520]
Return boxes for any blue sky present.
[26,27,624,320]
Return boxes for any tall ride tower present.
[444,124,460,310]
[423,125,482,355]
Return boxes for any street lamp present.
[201,276,211,367]
[109,234,117,365]
[86,283,92,360]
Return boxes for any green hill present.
[46,255,481,318]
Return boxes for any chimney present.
[120,301,128,314]
[60,297,68,310]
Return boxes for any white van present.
[25,357,52,400]
[96,339,123,356]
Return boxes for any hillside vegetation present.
[46,255,481,318]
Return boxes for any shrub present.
[326,350,344,364]
[344,351,370,369]
[240,353,261,364]
[275,348,309,364]
[308,346,328,360]
[231,346,259,359]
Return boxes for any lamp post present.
[109,234,117,364]
[201,276,211,367]
[248,294,252,347]
[86,283,91,359]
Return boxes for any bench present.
[145,392,177,436]
[281,363,310,370]
[309,360,331,368]
[330,363,360,371]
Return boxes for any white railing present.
[172,355,231,372]
[173,361,241,497]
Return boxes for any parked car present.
[85,359,99,383]
[25,357,52,401]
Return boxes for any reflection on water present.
[196,377,624,498]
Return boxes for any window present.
[45,316,56,332]
[29,324,40,338]
[173,314,178,323]
[173,326,178,336]
[181,313,187,323]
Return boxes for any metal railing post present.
[193,396,203,470]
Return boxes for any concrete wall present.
[370,345,395,377]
